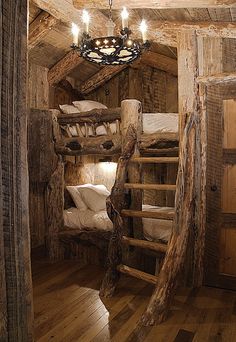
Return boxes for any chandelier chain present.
[108,0,113,21]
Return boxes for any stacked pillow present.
[66,184,110,212]
[59,100,107,114]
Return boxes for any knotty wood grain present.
[1,0,33,339]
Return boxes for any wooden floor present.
[33,258,236,342]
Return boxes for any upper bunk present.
[49,101,179,157]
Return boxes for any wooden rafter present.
[32,0,107,36]
[80,65,128,94]
[131,21,236,48]
[48,51,84,86]
[140,51,177,76]
[197,72,236,85]
[29,11,58,50]
[73,0,236,8]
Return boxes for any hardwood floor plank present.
[32,259,236,342]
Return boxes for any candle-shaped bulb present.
[140,19,147,43]
[71,23,80,46]
[106,19,115,36]
[121,7,129,29]
[82,9,90,34]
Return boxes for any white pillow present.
[77,184,110,212]
[72,100,107,112]
[59,104,78,114]
[66,186,87,211]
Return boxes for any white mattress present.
[64,204,172,242]
[143,113,178,134]
[68,113,178,137]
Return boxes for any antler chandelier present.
[71,0,150,65]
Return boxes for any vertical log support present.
[121,100,143,240]
[100,126,137,297]
[46,160,65,261]
[0,0,34,340]
[140,30,207,325]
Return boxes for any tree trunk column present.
[0,1,34,340]
[121,100,143,242]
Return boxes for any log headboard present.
[52,79,85,110]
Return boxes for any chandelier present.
[71,0,150,65]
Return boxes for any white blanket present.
[64,204,172,242]
[68,113,178,137]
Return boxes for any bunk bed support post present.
[140,29,207,325]
[100,99,141,296]
[121,100,143,241]
[100,125,137,297]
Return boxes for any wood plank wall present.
[87,66,178,113]
[28,62,50,109]
[1,0,33,339]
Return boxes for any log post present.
[0,0,33,339]
[140,113,198,325]
[139,29,208,325]
[178,30,198,139]
[46,160,65,260]
[100,125,137,297]
[121,100,143,241]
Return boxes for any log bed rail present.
[51,107,179,156]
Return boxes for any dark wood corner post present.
[0,0,34,340]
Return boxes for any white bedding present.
[68,113,178,137]
[64,204,172,242]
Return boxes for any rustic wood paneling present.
[205,84,236,290]
[29,182,47,248]
[28,62,50,109]
[1,0,33,339]
[87,66,178,113]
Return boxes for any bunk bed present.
[31,97,199,327]
[44,100,179,263]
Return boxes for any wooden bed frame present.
[42,101,179,262]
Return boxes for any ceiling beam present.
[73,0,236,8]
[29,11,58,50]
[130,21,236,48]
[48,51,84,85]
[80,65,128,94]
[140,51,177,76]
[32,0,107,36]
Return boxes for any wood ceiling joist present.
[130,21,236,48]
[29,11,58,50]
[73,0,236,9]
[147,20,236,38]
[80,65,128,94]
[140,51,177,76]
[32,0,107,36]
[48,51,84,85]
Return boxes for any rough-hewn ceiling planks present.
[29,11,58,50]
[73,0,236,9]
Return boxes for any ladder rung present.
[131,157,179,164]
[124,183,176,191]
[117,264,157,285]
[122,236,167,253]
[121,209,174,220]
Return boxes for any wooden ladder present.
[118,155,178,284]
[100,124,180,325]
